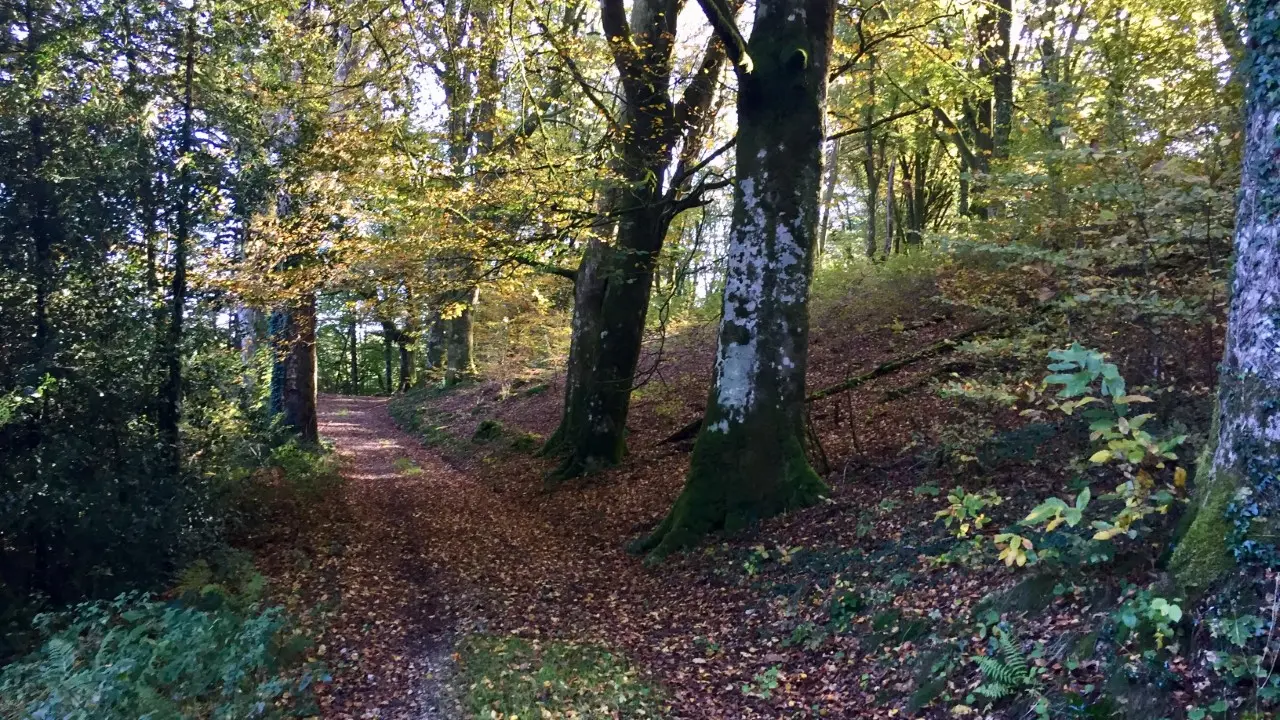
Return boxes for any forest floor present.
[273,268,1214,719]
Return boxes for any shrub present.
[0,593,321,720]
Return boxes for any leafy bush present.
[0,593,321,720]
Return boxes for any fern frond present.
[997,633,1028,679]
[974,681,1011,699]
[975,655,1018,687]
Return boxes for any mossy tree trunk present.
[270,294,319,444]
[425,312,445,369]
[1171,0,1280,590]
[445,287,477,386]
[543,0,730,481]
[639,0,834,556]
[541,236,608,459]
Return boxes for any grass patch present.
[457,634,664,719]
[510,431,542,453]
[393,457,423,475]
[473,419,504,442]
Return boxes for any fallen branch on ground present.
[660,319,1003,444]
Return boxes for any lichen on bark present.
[1170,0,1280,590]
[640,0,835,556]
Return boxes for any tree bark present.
[383,328,393,393]
[281,293,319,443]
[863,55,879,260]
[1171,2,1280,589]
[157,3,197,471]
[818,137,840,258]
[444,287,477,385]
[541,236,608,459]
[397,329,417,392]
[639,0,834,555]
[544,0,734,480]
[348,315,359,393]
[425,312,445,369]
[884,156,895,257]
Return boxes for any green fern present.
[973,630,1038,700]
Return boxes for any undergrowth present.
[0,439,340,719]
[456,634,665,719]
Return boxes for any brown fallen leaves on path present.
[286,394,887,719]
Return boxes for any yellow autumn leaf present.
[1174,466,1187,488]
[1093,527,1124,541]
[1089,449,1112,463]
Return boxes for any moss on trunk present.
[637,412,825,557]
[444,288,476,386]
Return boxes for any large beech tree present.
[639,0,834,554]
[1170,0,1280,590]
[541,0,732,479]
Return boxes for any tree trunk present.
[444,287,477,385]
[18,0,58,382]
[884,157,895,257]
[640,0,833,556]
[549,205,666,478]
[425,312,445,369]
[348,315,359,393]
[541,236,608,459]
[281,293,319,443]
[544,0,732,480]
[383,326,393,394]
[1171,3,1280,589]
[863,56,879,260]
[398,336,416,392]
[818,137,840,258]
[157,4,197,472]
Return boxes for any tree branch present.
[512,255,578,282]
[693,0,751,73]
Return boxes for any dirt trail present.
[310,394,867,719]
[312,395,662,719]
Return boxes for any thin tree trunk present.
[383,329,393,394]
[20,0,56,378]
[1171,3,1280,589]
[818,137,840,258]
[157,4,197,470]
[348,315,359,393]
[884,157,895,257]
[863,56,879,260]
[640,0,833,555]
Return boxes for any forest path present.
[312,394,661,719]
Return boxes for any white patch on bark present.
[1213,107,1280,470]
[710,173,770,429]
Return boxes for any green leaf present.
[1075,487,1091,511]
